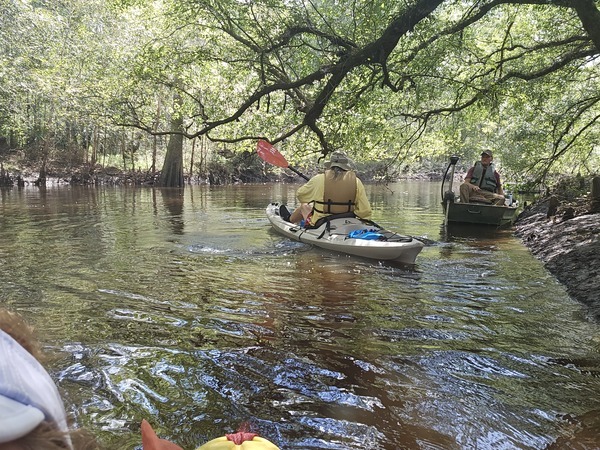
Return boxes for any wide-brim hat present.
[0,329,72,447]
[324,152,352,171]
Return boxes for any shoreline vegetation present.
[0,152,451,187]
[1,157,598,320]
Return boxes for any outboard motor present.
[441,156,460,228]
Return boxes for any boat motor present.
[442,156,460,228]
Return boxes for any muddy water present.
[1,182,599,449]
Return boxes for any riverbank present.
[514,180,600,319]
[0,151,449,186]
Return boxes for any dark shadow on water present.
[440,222,515,242]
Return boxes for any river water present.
[1,181,599,449]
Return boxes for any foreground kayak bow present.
[141,420,280,450]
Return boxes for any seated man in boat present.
[459,150,505,205]
[281,151,372,226]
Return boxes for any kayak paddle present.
[256,140,309,181]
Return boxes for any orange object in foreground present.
[196,431,280,449]
[141,420,184,450]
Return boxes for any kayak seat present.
[307,212,358,239]
[308,212,357,229]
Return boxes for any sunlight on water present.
[1,183,600,449]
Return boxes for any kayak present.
[266,203,424,264]
[442,201,519,227]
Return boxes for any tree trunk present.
[152,102,161,174]
[158,92,185,187]
[189,138,196,184]
[592,176,600,198]
[152,136,157,174]
[92,128,98,167]
[591,176,600,212]
[570,0,600,52]
[121,131,127,170]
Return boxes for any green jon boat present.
[441,156,519,228]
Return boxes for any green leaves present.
[1,0,598,183]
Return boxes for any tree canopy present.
[1,0,599,187]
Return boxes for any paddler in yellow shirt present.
[283,151,372,227]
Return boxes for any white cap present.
[0,329,73,448]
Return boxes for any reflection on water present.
[159,188,185,235]
[1,182,600,449]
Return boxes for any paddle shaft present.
[289,166,309,181]
[256,140,310,181]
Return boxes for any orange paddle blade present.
[256,140,289,168]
